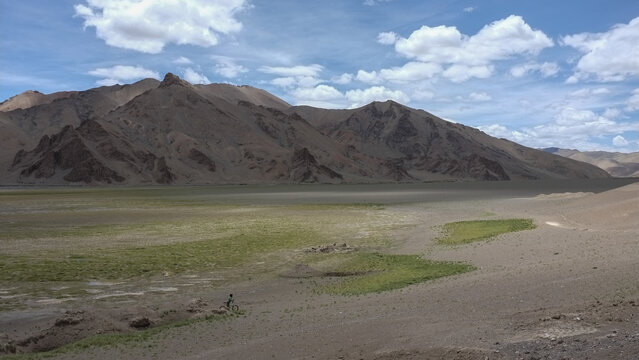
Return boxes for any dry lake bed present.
[1,179,639,359]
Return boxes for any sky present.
[1,0,639,152]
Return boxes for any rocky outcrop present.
[159,72,192,89]
[416,154,510,181]
[12,124,124,184]
[290,148,343,183]
[11,120,176,184]
[188,148,216,172]
[383,159,414,181]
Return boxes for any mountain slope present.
[543,148,639,177]
[0,79,160,176]
[292,101,610,181]
[4,73,610,185]
[0,90,76,112]
[193,83,290,110]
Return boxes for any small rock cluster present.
[305,243,355,253]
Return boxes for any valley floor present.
[1,179,638,359]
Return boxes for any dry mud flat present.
[1,179,639,359]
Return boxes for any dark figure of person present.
[226,293,234,308]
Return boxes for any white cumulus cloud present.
[380,62,443,83]
[603,108,621,119]
[292,85,343,102]
[173,56,193,65]
[356,70,381,84]
[183,68,210,84]
[626,89,639,112]
[480,106,639,150]
[74,0,248,54]
[477,124,528,143]
[331,73,353,85]
[613,135,629,147]
[394,15,553,66]
[345,86,410,108]
[212,56,248,78]
[88,65,160,86]
[357,62,443,84]
[442,64,493,83]
[373,15,551,84]
[377,31,399,45]
[260,65,324,90]
[561,16,639,82]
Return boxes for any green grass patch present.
[318,253,474,295]
[436,218,536,245]
[0,220,321,282]
[0,312,243,359]
[0,204,397,282]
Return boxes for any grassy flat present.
[318,253,474,295]
[0,206,392,282]
[437,219,536,245]
[0,187,402,286]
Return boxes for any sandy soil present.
[1,180,639,359]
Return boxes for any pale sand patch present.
[148,287,178,292]
[92,292,144,300]
[35,298,77,305]
[534,192,593,200]
[562,182,639,230]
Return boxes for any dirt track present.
[2,180,639,359]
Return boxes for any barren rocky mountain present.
[543,147,639,177]
[0,90,76,112]
[1,73,610,185]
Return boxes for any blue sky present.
[1,0,639,152]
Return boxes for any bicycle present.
[219,303,239,312]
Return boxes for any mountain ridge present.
[543,148,639,177]
[1,73,611,185]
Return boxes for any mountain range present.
[543,148,639,178]
[0,73,610,185]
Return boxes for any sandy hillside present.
[544,148,639,177]
[544,182,639,230]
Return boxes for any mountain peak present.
[159,73,191,88]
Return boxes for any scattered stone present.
[305,243,356,254]
[187,298,207,313]
[129,316,151,329]
[54,311,85,326]
[54,316,82,327]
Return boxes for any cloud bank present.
[75,0,248,53]
[88,65,160,86]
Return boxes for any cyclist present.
[226,293,234,308]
